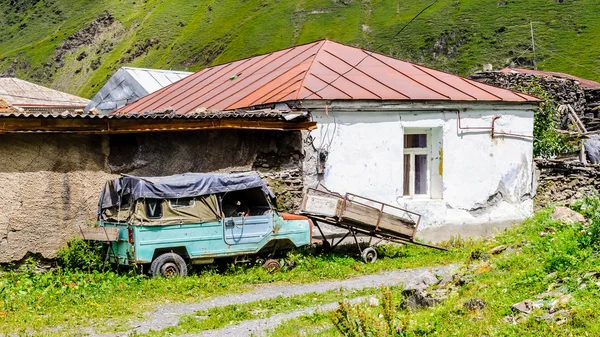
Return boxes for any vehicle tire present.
[150,253,188,278]
[361,247,378,264]
[263,259,281,272]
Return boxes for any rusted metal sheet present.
[0,116,316,134]
[116,39,540,115]
[0,78,89,108]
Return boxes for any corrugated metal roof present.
[0,109,297,120]
[499,67,600,89]
[85,67,193,114]
[0,78,90,108]
[116,39,539,115]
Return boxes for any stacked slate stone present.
[583,88,600,131]
[469,72,587,129]
[534,159,600,208]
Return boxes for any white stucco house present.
[115,39,540,241]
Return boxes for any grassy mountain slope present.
[1,0,599,99]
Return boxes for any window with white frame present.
[403,131,430,197]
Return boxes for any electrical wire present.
[300,0,439,101]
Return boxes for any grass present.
[1,0,600,98]
[139,286,393,336]
[0,241,464,336]
[266,205,600,336]
[3,201,597,336]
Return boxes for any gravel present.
[91,264,458,337]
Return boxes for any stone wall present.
[534,159,600,208]
[470,72,587,128]
[0,130,303,262]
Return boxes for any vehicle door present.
[222,189,274,245]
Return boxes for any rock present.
[463,298,486,311]
[551,206,585,224]
[502,315,516,324]
[487,245,507,255]
[511,300,533,314]
[535,309,571,325]
[438,274,461,288]
[368,296,379,307]
[531,300,549,309]
[534,291,563,299]
[550,294,572,312]
[402,290,441,310]
[404,271,440,291]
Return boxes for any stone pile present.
[535,159,600,208]
[470,72,587,128]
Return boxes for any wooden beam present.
[0,117,317,134]
[78,227,119,242]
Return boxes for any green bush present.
[329,287,409,337]
[56,237,106,272]
[516,80,579,158]
[572,193,600,248]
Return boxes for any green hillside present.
[1,0,599,99]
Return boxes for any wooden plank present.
[302,194,342,217]
[78,227,120,241]
[341,202,416,238]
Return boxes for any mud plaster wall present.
[0,130,303,262]
[303,106,536,242]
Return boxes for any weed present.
[329,287,408,337]
[56,237,107,272]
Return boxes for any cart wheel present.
[361,247,378,264]
[150,253,188,278]
[263,259,281,272]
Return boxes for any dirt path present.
[190,296,368,337]
[95,264,458,336]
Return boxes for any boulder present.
[463,298,486,311]
[551,206,585,224]
[512,300,533,314]
[402,290,441,310]
[403,271,440,291]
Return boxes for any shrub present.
[56,237,106,272]
[329,287,410,337]
[571,193,600,248]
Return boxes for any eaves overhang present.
[0,110,316,134]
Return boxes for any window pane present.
[415,155,428,195]
[404,134,427,148]
[169,198,195,209]
[403,154,410,196]
[146,199,163,219]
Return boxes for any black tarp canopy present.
[98,172,274,215]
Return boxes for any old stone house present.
[116,39,541,242]
[1,40,545,262]
[0,79,313,262]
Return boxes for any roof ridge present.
[122,66,193,74]
[295,40,328,100]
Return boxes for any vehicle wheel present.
[150,253,188,278]
[263,259,281,272]
[361,247,378,264]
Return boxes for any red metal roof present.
[116,40,539,114]
[499,67,600,89]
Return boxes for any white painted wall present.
[305,103,536,241]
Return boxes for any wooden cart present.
[300,188,446,263]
